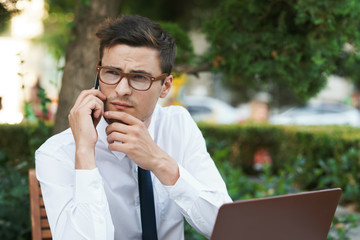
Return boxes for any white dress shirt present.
[35,104,232,240]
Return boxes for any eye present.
[131,74,149,81]
[103,69,120,76]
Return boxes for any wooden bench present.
[28,169,52,240]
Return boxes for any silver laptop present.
[210,188,341,240]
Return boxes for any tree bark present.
[53,0,121,134]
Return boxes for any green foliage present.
[33,0,75,60]
[23,102,37,123]
[186,123,360,239]
[0,86,51,239]
[46,0,74,13]
[1,85,52,170]
[0,151,31,239]
[121,0,222,30]
[121,0,178,23]
[40,0,196,63]
[0,1,20,33]
[208,140,299,201]
[159,22,195,67]
[203,0,360,102]
[335,51,360,89]
[0,124,32,167]
[37,88,52,118]
[1,123,360,239]
[186,151,359,240]
[328,214,360,240]
[0,4,11,32]
[199,123,360,205]
[39,10,74,60]
[0,123,52,170]
[294,147,360,204]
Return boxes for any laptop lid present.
[210,188,341,240]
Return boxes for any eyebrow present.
[106,65,153,76]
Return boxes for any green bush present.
[0,123,52,170]
[0,151,31,240]
[0,122,51,240]
[199,123,360,168]
[1,123,360,239]
[199,123,360,205]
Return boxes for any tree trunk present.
[53,0,121,134]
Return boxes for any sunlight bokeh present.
[0,0,45,124]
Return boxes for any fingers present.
[105,111,146,141]
[73,89,106,110]
[105,112,147,153]
[106,129,133,153]
[85,95,105,116]
[104,111,140,126]
[68,89,107,147]
[70,90,106,118]
[107,131,127,144]
[105,121,129,136]
[69,97,104,129]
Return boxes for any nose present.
[114,76,132,96]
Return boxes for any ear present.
[160,75,173,98]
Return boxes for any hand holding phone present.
[69,74,106,169]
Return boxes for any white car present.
[269,102,360,127]
[181,96,244,124]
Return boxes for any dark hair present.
[96,15,176,75]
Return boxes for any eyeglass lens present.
[99,68,152,90]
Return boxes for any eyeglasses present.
[96,64,168,91]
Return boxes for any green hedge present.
[2,122,359,172]
[0,123,51,170]
[1,122,359,202]
[1,123,360,239]
[0,123,51,239]
[199,123,360,170]
[199,123,360,205]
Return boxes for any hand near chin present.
[68,89,106,169]
[105,111,179,185]
[104,111,158,169]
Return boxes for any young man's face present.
[100,44,172,126]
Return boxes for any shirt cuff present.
[74,168,105,204]
[165,165,203,209]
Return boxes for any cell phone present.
[94,74,100,90]
[91,74,100,121]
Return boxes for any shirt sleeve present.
[166,165,232,238]
[164,108,233,239]
[35,147,114,240]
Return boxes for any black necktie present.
[138,167,158,240]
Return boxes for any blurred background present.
[1,0,360,239]
[1,0,360,128]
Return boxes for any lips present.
[111,101,133,110]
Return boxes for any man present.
[36,14,232,240]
